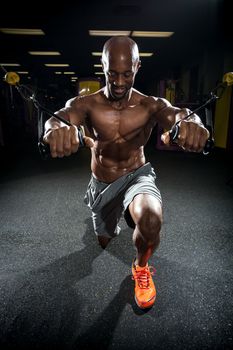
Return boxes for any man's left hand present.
[161,120,210,153]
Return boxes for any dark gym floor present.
[0,142,233,350]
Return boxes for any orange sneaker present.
[132,262,156,309]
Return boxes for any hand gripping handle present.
[38,126,85,160]
[169,124,214,155]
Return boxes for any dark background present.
[0,0,232,151]
[0,2,233,349]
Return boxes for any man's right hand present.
[43,125,94,158]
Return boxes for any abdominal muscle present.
[90,141,146,183]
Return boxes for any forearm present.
[44,104,84,133]
[174,108,204,126]
[156,98,203,129]
[44,95,88,134]
[44,116,68,133]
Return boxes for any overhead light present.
[92,52,153,59]
[0,63,21,66]
[92,52,153,57]
[89,30,130,36]
[132,31,174,38]
[45,64,70,67]
[139,52,154,57]
[16,71,29,74]
[88,30,174,38]
[0,28,45,35]
[92,52,102,57]
[94,64,102,68]
[28,51,61,56]
[54,71,76,75]
[95,72,105,75]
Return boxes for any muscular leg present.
[129,194,162,267]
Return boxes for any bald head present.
[102,36,140,65]
[101,36,141,100]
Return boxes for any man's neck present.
[103,87,133,110]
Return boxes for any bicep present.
[56,97,88,126]
[151,97,186,130]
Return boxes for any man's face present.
[102,51,140,100]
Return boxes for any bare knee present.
[129,195,162,245]
[134,207,162,245]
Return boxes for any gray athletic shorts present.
[84,162,162,238]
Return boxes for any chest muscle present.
[89,105,151,142]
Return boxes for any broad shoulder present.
[64,88,105,109]
[131,89,171,112]
[64,88,172,113]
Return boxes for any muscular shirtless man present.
[43,36,209,309]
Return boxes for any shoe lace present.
[132,266,156,289]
